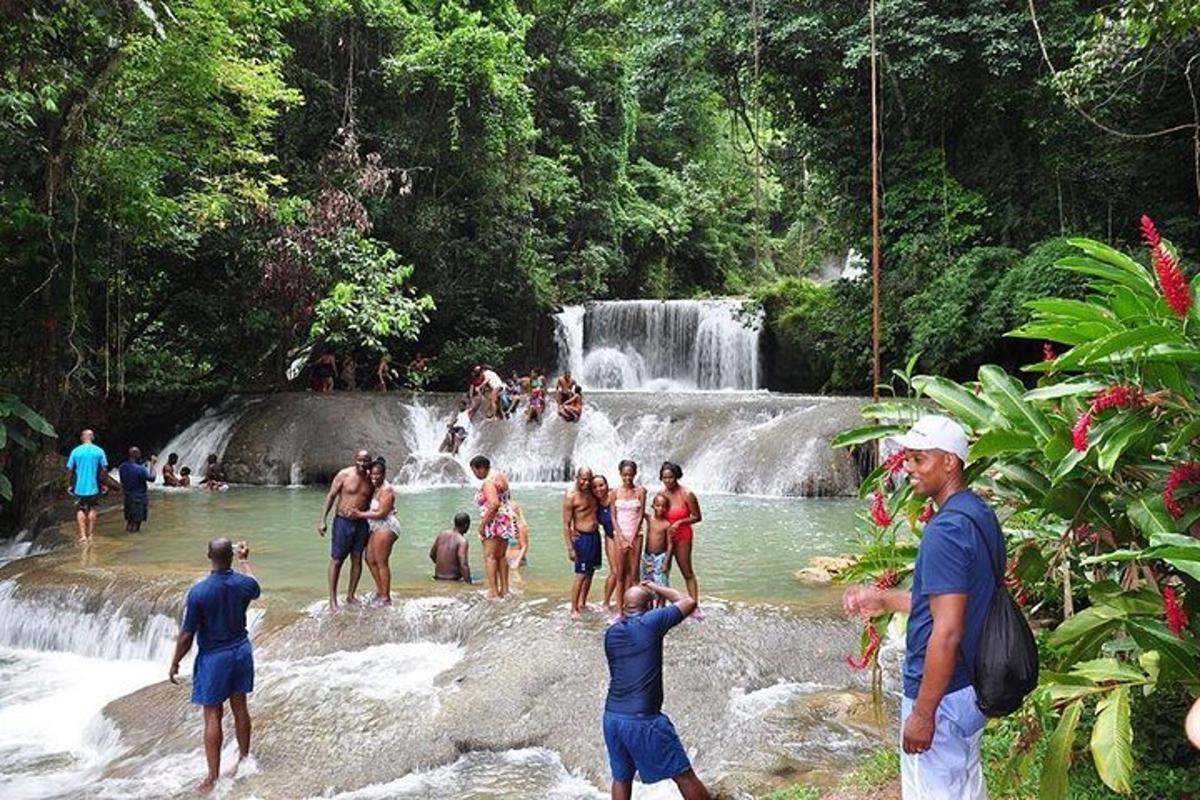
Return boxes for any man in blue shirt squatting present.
[65,428,108,543]
[603,580,711,799]
[117,446,156,532]
[843,415,1004,800]
[169,537,260,793]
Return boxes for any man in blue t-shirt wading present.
[117,446,156,532]
[65,428,108,543]
[843,415,1003,800]
[603,580,710,799]
[169,537,260,793]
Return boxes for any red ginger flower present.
[918,503,935,524]
[1164,462,1200,519]
[1141,214,1192,318]
[846,622,882,669]
[1073,385,1145,452]
[870,491,893,527]
[1043,343,1056,362]
[1164,586,1188,638]
[884,450,906,475]
[874,570,899,590]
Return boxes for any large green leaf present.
[1127,494,1178,539]
[1090,686,1133,795]
[0,474,10,502]
[994,463,1051,504]
[1048,605,1126,649]
[0,424,7,450]
[970,429,1038,459]
[1068,658,1149,685]
[830,424,904,449]
[1009,320,1122,346]
[1104,343,1200,365]
[1056,255,1154,297]
[1125,619,1200,682]
[1025,298,1118,324]
[1167,418,1200,456]
[1023,380,1107,402]
[1096,416,1155,475]
[0,395,55,437]
[979,365,1053,440]
[1060,326,1181,370]
[910,376,994,430]
[1067,239,1155,283]
[1039,700,1083,800]
[859,402,924,422]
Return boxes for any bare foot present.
[345,595,360,606]
[328,598,340,614]
[198,776,216,793]
[570,610,582,622]
[692,607,706,620]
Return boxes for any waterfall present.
[157,395,257,477]
[552,299,761,391]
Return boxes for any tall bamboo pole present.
[869,0,882,403]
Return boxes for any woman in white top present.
[354,458,402,605]
[481,366,505,418]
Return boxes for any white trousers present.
[900,685,987,800]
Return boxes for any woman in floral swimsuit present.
[470,454,518,599]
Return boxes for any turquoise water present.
[102,485,859,606]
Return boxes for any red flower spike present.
[870,491,893,527]
[1074,385,1146,453]
[874,570,898,590]
[1164,586,1188,638]
[884,450,906,476]
[846,623,882,669]
[1142,215,1192,318]
[1043,343,1056,362]
[1164,463,1200,519]
[918,503,935,524]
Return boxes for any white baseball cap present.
[888,415,969,463]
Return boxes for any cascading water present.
[553,299,761,391]
[157,395,258,476]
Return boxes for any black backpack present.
[944,509,1039,717]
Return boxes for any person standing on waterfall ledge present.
[603,581,710,799]
[169,538,259,794]
[317,450,375,612]
[842,415,1002,800]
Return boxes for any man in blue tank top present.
[603,581,710,799]
[169,537,260,793]
[843,415,1002,800]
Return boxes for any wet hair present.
[180,467,192,476]
[660,461,683,480]
[454,512,471,532]
[618,459,637,474]
[207,454,218,464]
[370,458,387,474]
[469,455,490,470]
[593,474,609,489]
[168,453,179,464]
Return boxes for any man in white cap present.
[843,415,1004,800]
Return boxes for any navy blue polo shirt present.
[182,569,260,653]
[904,489,1003,699]
[604,605,685,715]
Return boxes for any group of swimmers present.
[314,448,703,621]
[466,365,585,423]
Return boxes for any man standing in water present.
[843,416,1000,800]
[430,512,473,582]
[66,429,108,543]
[117,447,156,532]
[603,581,709,799]
[169,538,259,794]
[563,466,601,621]
[317,450,374,612]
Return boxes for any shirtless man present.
[162,453,182,486]
[429,513,472,582]
[563,466,601,621]
[555,371,578,406]
[317,450,375,612]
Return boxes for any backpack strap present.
[937,507,1004,589]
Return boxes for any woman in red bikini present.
[659,461,703,619]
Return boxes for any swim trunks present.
[192,639,254,706]
[573,528,602,575]
[331,514,370,560]
[123,495,148,524]
[603,711,692,784]
[641,552,670,587]
[75,494,101,511]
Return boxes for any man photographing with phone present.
[169,538,259,793]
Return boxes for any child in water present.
[641,493,673,606]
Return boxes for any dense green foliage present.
[2,1,1199,521]
[835,227,1200,796]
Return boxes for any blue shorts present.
[573,530,602,575]
[192,640,254,706]
[332,515,369,561]
[603,711,692,784]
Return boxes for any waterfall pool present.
[0,486,891,799]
